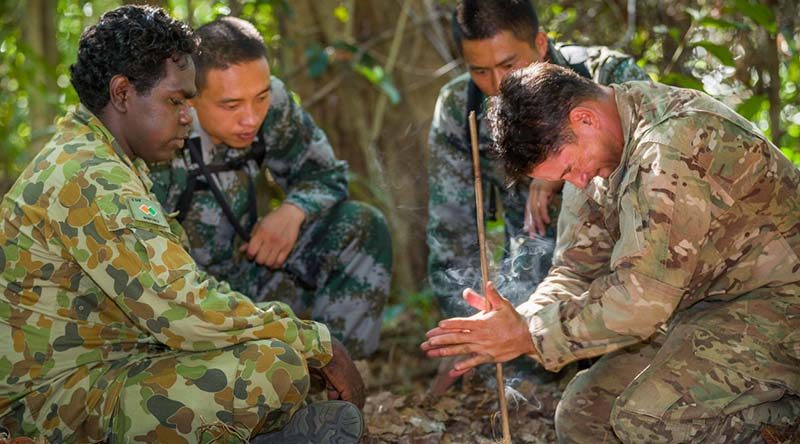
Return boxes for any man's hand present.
[525,179,564,237]
[319,338,366,409]
[420,282,536,378]
[239,203,305,268]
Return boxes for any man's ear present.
[108,74,133,113]
[568,106,596,128]
[533,31,548,61]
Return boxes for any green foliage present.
[303,41,402,104]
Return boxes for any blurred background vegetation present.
[1,0,798,319]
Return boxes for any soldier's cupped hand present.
[420,282,538,377]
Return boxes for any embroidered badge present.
[127,196,169,228]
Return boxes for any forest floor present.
[358,308,564,444]
[357,307,800,444]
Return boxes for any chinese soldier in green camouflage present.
[423,63,800,443]
[148,17,392,359]
[0,6,365,443]
[426,0,649,394]
[427,0,649,317]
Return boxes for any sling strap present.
[175,137,266,242]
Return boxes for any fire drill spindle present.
[468,111,511,443]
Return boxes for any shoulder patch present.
[127,196,169,228]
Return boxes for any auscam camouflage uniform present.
[149,77,392,358]
[427,41,649,317]
[0,107,333,443]
[515,81,800,443]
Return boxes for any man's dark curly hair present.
[489,63,603,184]
[452,0,539,55]
[194,17,268,91]
[70,5,197,114]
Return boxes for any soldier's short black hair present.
[489,63,603,184]
[194,17,268,91]
[70,5,197,114]
[452,0,540,54]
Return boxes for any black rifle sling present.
[176,137,266,243]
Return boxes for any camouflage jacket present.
[149,76,348,277]
[0,107,332,403]
[517,81,800,372]
[427,41,650,301]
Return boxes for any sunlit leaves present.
[693,42,736,67]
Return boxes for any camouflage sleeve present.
[591,47,651,85]
[523,137,707,372]
[426,83,482,302]
[260,77,349,219]
[517,182,614,316]
[53,172,333,368]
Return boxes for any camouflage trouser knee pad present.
[116,340,311,443]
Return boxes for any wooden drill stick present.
[468,111,511,443]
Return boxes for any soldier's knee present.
[554,393,584,442]
[237,339,311,405]
[345,201,390,246]
[610,392,684,444]
[554,370,607,443]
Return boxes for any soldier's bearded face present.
[124,56,196,163]
[462,30,548,97]
[191,57,272,149]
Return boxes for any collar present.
[72,104,154,191]
[605,84,636,195]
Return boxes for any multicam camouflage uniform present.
[427,41,649,316]
[0,107,332,443]
[149,77,392,358]
[516,81,800,442]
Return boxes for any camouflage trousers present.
[220,201,392,359]
[0,340,313,443]
[555,287,800,443]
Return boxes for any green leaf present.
[736,94,767,120]
[780,147,799,165]
[333,5,349,24]
[698,16,750,31]
[731,0,776,34]
[659,72,704,91]
[352,63,401,105]
[694,42,736,67]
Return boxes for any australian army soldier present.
[0,6,365,443]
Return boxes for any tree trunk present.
[22,0,58,156]
[276,0,456,297]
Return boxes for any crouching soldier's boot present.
[251,400,365,444]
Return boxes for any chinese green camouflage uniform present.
[149,77,392,358]
[516,81,800,443]
[427,41,650,317]
[0,108,333,443]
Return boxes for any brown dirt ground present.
[359,310,564,444]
